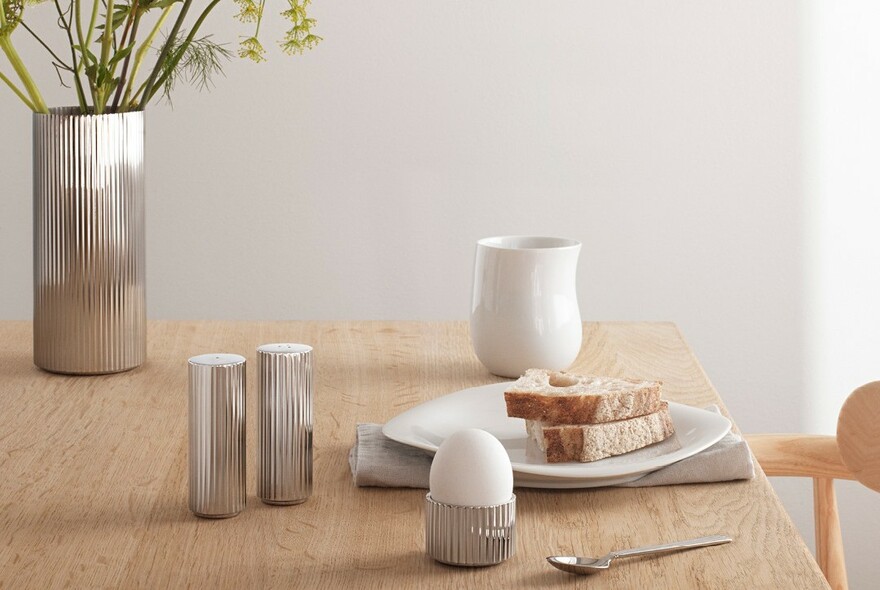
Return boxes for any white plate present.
[383,382,732,489]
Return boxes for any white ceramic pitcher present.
[469,236,582,378]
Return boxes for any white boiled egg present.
[429,428,514,507]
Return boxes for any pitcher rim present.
[477,235,581,251]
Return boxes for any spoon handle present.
[611,534,732,560]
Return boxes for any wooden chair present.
[745,381,880,590]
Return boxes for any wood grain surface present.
[0,321,828,588]
[745,435,852,481]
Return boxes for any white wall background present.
[1,1,878,585]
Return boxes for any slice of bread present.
[504,369,662,424]
[527,402,675,463]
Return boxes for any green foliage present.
[239,36,264,63]
[234,0,261,24]
[95,3,132,35]
[0,0,23,36]
[159,33,231,101]
[137,0,179,10]
[280,0,321,55]
[2,0,51,38]
[235,0,320,62]
[0,0,321,113]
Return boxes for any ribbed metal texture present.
[257,344,313,505]
[32,107,146,374]
[188,354,246,518]
[425,494,516,566]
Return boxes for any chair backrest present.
[836,381,880,493]
[746,381,880,590]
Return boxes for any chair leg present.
[814,477,848,590]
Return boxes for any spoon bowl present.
[546,555,612,575]
[547,534,732,575]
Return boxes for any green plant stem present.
[53,0,88,112]
[73,0,86,51]
[0,38,48,112]
[122,3,173,110]
[73,0,96,106]
[83,0,102,105]
[0,68,36,110]
[255,0,266,36]
[0,3,48,112]
[114,0,139,61]
[146,0,222,103]
[138,0,192,107]
[99,0,114,66]
[94,0,116,113]
[111,1,140,111]
[85,0,100,47]
[20,21,71,69]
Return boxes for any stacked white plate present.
[383,382,732,488]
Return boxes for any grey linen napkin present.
[349,405,754,488]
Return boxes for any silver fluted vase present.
[32,108,146,374]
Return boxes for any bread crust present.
[505,370,662,424]
[530,402,675,463]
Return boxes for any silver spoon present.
[547,534,732,575]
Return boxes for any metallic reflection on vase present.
[33,108,146,374]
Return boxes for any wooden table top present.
[0,321,827,588]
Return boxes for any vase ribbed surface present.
[32,107,146,374]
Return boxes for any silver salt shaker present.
[257,343,313,505]
[188,353,247,518]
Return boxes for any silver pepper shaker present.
[257,343,313,505]
[188,353,247,518]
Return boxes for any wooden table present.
[0,321,827,588]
